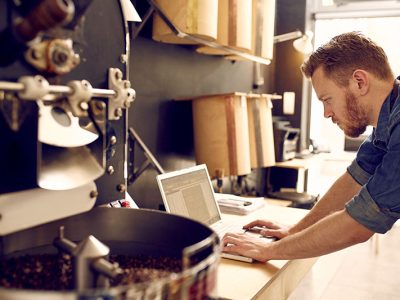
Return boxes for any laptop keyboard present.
[213,221,245,238]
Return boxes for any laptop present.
[156,164,260,263]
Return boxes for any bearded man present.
[222,32,400,262]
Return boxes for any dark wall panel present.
[128,35,256,209]
[127,1,308,208]
[271,0,307,148]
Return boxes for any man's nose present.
[323,105,333,119]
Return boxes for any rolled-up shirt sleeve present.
[346,124,400,233]
[345,187,398,233]
[347,159,372,186]
[347,131,385,183]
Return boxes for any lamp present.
[273,30,314,55]
[293,30,314,54]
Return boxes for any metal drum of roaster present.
[0,207,220,299]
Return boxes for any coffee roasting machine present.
[0,1,219,299]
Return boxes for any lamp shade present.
[293,30,314,54]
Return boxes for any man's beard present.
[342,91,369,138]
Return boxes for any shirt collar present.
[374,78,400,143]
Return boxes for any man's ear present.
[350,69,369,96]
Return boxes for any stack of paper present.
[215,193,265,215]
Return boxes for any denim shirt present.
[345,79,400,233]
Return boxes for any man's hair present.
[301,31,393,86]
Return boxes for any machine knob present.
[15,0,75,42]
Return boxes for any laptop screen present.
[157,165,221,226]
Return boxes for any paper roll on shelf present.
[190,92,252,178]
[253,0,276,60]
[223,0,276,62]
[247,93,276,168]
[152,0,218,44]
[196,0,252,55]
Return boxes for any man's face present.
[311,67,368,138]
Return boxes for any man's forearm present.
[265,210,373,260]
[290,171,361,234]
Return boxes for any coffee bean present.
[0,254,184,290]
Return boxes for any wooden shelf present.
[145,0,273,65]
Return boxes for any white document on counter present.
[215,193,265,215]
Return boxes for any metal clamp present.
[67,80,93,117]
[108,68,135,120]
[17,75,49,100]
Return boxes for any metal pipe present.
[92,88,116,98]
[0,81,117,99]
[0,82,24,92]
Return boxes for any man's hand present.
[225,210,374,262]
[243,219,291,239]
[222,232,273,262]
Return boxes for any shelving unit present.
[136,0,274,65]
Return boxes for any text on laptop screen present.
[160,168,221,226]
